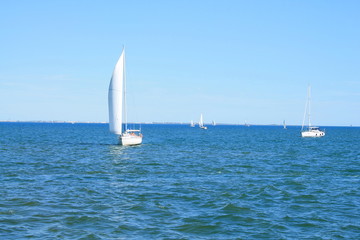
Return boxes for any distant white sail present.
[199,113,207,129]
[199,114,204,128]
[108,50,125,135]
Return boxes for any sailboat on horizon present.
[283,120,287,129]
[190,120,195,127]
[301,85,325,137]
[108,48,143,146]
[199,114,207,130]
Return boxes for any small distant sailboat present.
[212,120,216,126]
[108,48,143,146]
[190,120,195,127]
[301,85,325,137]
[283,120,287,129]
[199,114,207,130]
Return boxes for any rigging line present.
[123,48,141,131]
[301,86,309,131]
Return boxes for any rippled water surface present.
[1,123,360,239]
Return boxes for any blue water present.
[1,123,359,239]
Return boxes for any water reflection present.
[108,144,127,156]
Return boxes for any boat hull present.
[120,135,143,146]
[301,130,325,137]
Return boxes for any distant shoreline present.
[0,120,358,127]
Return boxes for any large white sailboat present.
[301,86,325,137]
[199,114,207,130]
[108,48,143,146]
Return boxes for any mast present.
[301,85,310,131]
[123,47,127,132]
[308,85,311,128]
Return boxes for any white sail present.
[108,48,143,145]
[199,113,207,129]
[108,50,125,135]
[199,114,204,128]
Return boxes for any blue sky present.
[0,0,359,126]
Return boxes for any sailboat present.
[199,114,207,130]
[212,120,216,126]
[301,86,325,137]
[283,120,287,129]
[190,120,195,127]
[108,48,143,146]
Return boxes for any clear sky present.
[1,0,359,126]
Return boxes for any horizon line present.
[0,120,358,127]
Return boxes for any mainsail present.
[108,50,125,135]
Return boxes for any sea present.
[0,122,359,239]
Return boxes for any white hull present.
[301,130,325,137]
[120,134,143,146]
[200,126,207,130]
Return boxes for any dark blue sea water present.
[1,123,359,239]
